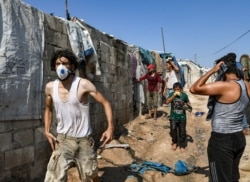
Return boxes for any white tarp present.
[0,0,44,120]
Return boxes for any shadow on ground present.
[99,166,143,182]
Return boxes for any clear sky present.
[22,0,250,68]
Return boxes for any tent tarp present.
[0,0,44,120]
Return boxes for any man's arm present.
[137,74,146,82]
[158,74,162,94]
[163,75,168,95]
[189,62,223,95]
[171,61,179,72]
[44,82,57,151]
[158,82,162,94]
[90,91,114,147]
[83,79,114,147]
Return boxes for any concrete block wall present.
[0,120,50,181]
[0,7,133,181]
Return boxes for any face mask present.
[56,64,71,81]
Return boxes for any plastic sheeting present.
[0,0,44,120]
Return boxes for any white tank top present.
[165,70,178,89]
[53,77,92,137]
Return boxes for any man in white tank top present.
[163,57,179,99]
[44,50,114,182]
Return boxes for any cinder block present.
[0,121,11,132]
[35,127,47,143]
[0,153,4,173]
[5,146,34,170]
[12,120,40,130]
[0,132,12,152]
[44,14,67,34]
[13,129,33,147]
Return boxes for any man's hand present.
[213,61,224,73]
[99,128,114,148]
[45,132,57,151]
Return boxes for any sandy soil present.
[68,90,250,182]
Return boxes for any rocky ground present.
[68,90,250,182]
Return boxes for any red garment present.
[139,73,162,91]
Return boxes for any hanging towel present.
[61,17,101,75]
[82,29,94,57]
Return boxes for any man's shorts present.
[146,91,158,110]
[44,134,98,182]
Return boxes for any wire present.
[65,0,70,20]
[214,29,250,54]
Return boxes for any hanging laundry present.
[82,29,94,57]
[139,47,155,65]
[151,51,163,74]
[62,17,101,75]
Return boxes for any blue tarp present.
[128,160,197,176]
[138,47,155,65]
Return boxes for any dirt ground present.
[68,90,250,182]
